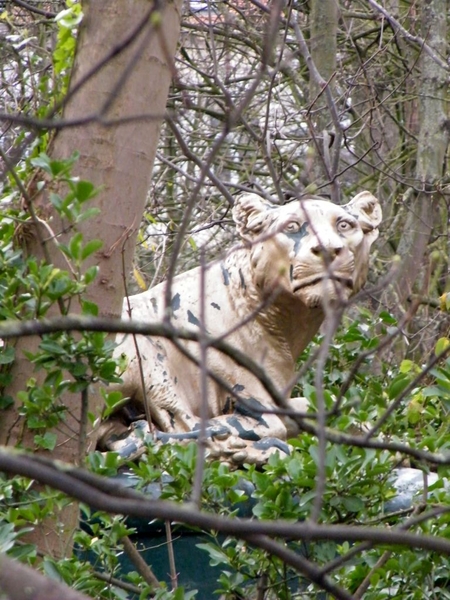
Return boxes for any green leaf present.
[81,239,103,261]
[39,339,66,355]
[0,395,14,410]
[83,265,99,285]
[49,159,71,177]
[42,558,64,582]
[34,432,57,451]
[104,391,124,410]
[227,488,246,504]
[379,311,397,325]
[49,192,63,210]
[104,451,119,471]
[30,154,52,174]
[75,207,101,223]
[0,346,15,365]
[16,390,29,403]
[388,374,411,399]
[196,543,228,566]
[436,337,450,357]
[422,385,443,398]
[341,496,364,512]
[68,232,83,261]
[55,6,83,29]
[407,398,423,425]
[81,299,98,316]
[173,588,197,600]
[0,523,18,553]
[99,361,119,381]
[75,180,96,202]
[399,359,415,374]
[8,543,36,561]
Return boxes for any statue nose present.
[311,243,343,261]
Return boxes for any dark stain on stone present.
[286,222,309,254]
[239,268,246,289]
[235,396,269,426]
[171,293,181,313]
[253,437,290,454]
[187,310,200,327]
[226,415,261,441]
[221,263,230,286]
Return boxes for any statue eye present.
[337,220,354,233]
[285,221,301,233]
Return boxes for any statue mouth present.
[293,275,354,293]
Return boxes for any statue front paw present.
[206,435,290,468]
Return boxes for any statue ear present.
[344,191,382,234]
[232,193,272,239]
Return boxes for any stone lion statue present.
[99,191,382,465]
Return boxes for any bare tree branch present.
[0,553,92,600]
[367,0,449,71]
[2,450,450,556]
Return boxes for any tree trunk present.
[396,0,449,302]
[307,0,338,192]
[1,0,182,557]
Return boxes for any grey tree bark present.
[307,0,338,194]
[395,0,449,302]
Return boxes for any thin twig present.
[190,249,208,507]
[162,0,278,317]
[91,570,145,596]
[242,533,354,600]
[121,535,161,591]
[164,520,178,590]
[11,0,56,18]
[121,239,154,433]
[310,306,344,523]
[78,387,89,465]
[367,0,449,71]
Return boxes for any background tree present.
[0,1,450,599]
[0,0,182,558]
